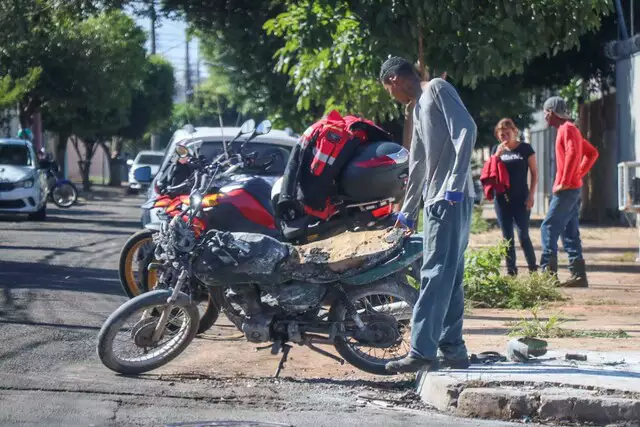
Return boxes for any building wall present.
[616,51,640,163]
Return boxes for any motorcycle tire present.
[328,277,418,376]
[51,182,78,208]
[142,263,220,335]
[97,290,200,375]
[118,229,156,298]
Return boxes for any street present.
[0,192,532,427]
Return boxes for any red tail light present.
[372,205,393,218]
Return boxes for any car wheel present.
[28,204,47,221]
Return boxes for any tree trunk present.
[578,94,617,224]
[54,131,70,178]
[71,136,97,192]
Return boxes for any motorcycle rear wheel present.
[329,278,417,376]
[97,290,200,375]
[119,229,156,298]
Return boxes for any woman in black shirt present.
[491,118,539,275]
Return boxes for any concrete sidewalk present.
[417,350,640,425]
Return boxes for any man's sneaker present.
[385,355,439,374]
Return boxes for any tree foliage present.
[162,0,322,130]
[263,0,612,124]
[0,0,138,126]
[118,55,176,141]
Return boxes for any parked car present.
[127,150,164,194]
[139,125,298,226]
[0,138,49,220]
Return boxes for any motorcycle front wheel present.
[329,277,417,376]
[51,182,78,208]
[97,290,200,375]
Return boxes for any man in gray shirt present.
[380,57,477,373]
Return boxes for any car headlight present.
[17,178,34,188]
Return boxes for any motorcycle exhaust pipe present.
[357,301,412,321]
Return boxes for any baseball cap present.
[543,96,571,120]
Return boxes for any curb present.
[416,372,640,425]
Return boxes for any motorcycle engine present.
[260,281,328,315]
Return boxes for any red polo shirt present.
[554,121,599,192]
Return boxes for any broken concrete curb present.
[417,373,640,425]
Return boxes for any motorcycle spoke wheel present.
[329,279,417,375]
[111,305,191,363]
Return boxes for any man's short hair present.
[379,56,418,82]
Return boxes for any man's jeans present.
[540,189,584,268]
[411,197,472,361]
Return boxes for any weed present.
[463,243,565,309]
[508,307,630,339]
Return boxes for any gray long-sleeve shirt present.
[400,78,477,221]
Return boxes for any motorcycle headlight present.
[17,178,34,188]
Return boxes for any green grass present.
[463,242,565,309]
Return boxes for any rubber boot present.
[561,259,589,288]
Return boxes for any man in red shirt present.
[541,96,599,287]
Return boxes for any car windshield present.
[198,141,291,175]
[137,154,163,165]
[0,144,31,166]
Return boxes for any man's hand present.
[393,212,415,236]
[526,195,534,210]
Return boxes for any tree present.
[0,0,136,128]
[162,0,323,130]
[113,55,176,157]
[263,0,611,125]
[43,11,147,190]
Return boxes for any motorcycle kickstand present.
[274,342,292,379]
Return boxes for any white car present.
[127,150,165,194]
[0,138,48,220]
[139,125,298,226]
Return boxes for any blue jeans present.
[540,189,583,268]
[411,197,473,361]
[494,196,538,275]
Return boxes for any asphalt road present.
[0,191,536,427]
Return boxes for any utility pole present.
[149,1,157,54]
[185,30,193,103]
[149,0,158,151]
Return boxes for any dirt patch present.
[295,228,402,272]
[297,228,399,264]
[466,223,640,354]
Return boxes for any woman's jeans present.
[494,195,537,275]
